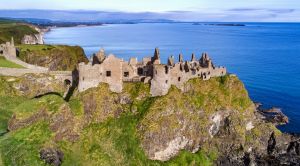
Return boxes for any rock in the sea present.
[256,105,289,125]
[40,148,64,166]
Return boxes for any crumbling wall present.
[150,65,171,96]
[78,48,227,97]
[78,54,123,93]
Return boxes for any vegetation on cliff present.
[0,75,283,166]
[17,45,89,71]
[0,19,38,44]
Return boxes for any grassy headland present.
[0,18,38,44]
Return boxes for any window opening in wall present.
[138,68,143,75]
[165,66,169,74]
[178,77,181,82]
[165,80,168,84]
[124,72,129,77]
[106,71,111,77]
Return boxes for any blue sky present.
[0,0,299,21]
[0,0,299,12]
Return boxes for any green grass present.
[0,96,27,133]
[17,44,88,71]
[0,22,38,44]
[0,56,24,68]
[0,122,51,166]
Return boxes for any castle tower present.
[150,64,171,96]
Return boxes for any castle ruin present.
[0,37,17,59]
[78,48,226,96]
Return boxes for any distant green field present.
[0,56,24,68]
[0,18,38,44]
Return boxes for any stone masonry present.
[0,37,16,59]
[78,48,226,96]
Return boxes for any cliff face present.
[17,45,89,71]
[20,24,45,44]
[0,75,299,166]
[21,34,44,45]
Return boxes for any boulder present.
[40,148,64,166]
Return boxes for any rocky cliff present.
[17,45,89,71]
[0,75,299,166]
[20,23,45,44]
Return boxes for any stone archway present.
[64,79,72,86]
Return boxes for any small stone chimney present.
[11,37,14,47]
[179,54,183,63]
[152,48,161,64]
[191,53,196,61]
[168,55,175,66]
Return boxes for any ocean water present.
[44,23,300,133]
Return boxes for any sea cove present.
[45,23,300,133]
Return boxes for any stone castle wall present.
[0,38,16,59]
[78,48,227,97]
[78,55,123,93]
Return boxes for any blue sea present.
[44,23,300,133]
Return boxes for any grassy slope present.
[0,75,276,166]
[0,56,24,68]
[0,19,38,44]
[17,44,88,71]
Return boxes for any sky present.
[0,0,299,22]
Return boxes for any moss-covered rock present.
[0,74,68,98]
[1,75,294,166]
[0,74,67,134]
[17,45,88,71]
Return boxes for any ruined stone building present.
[0,37,17,58]
[78,48,226,96]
